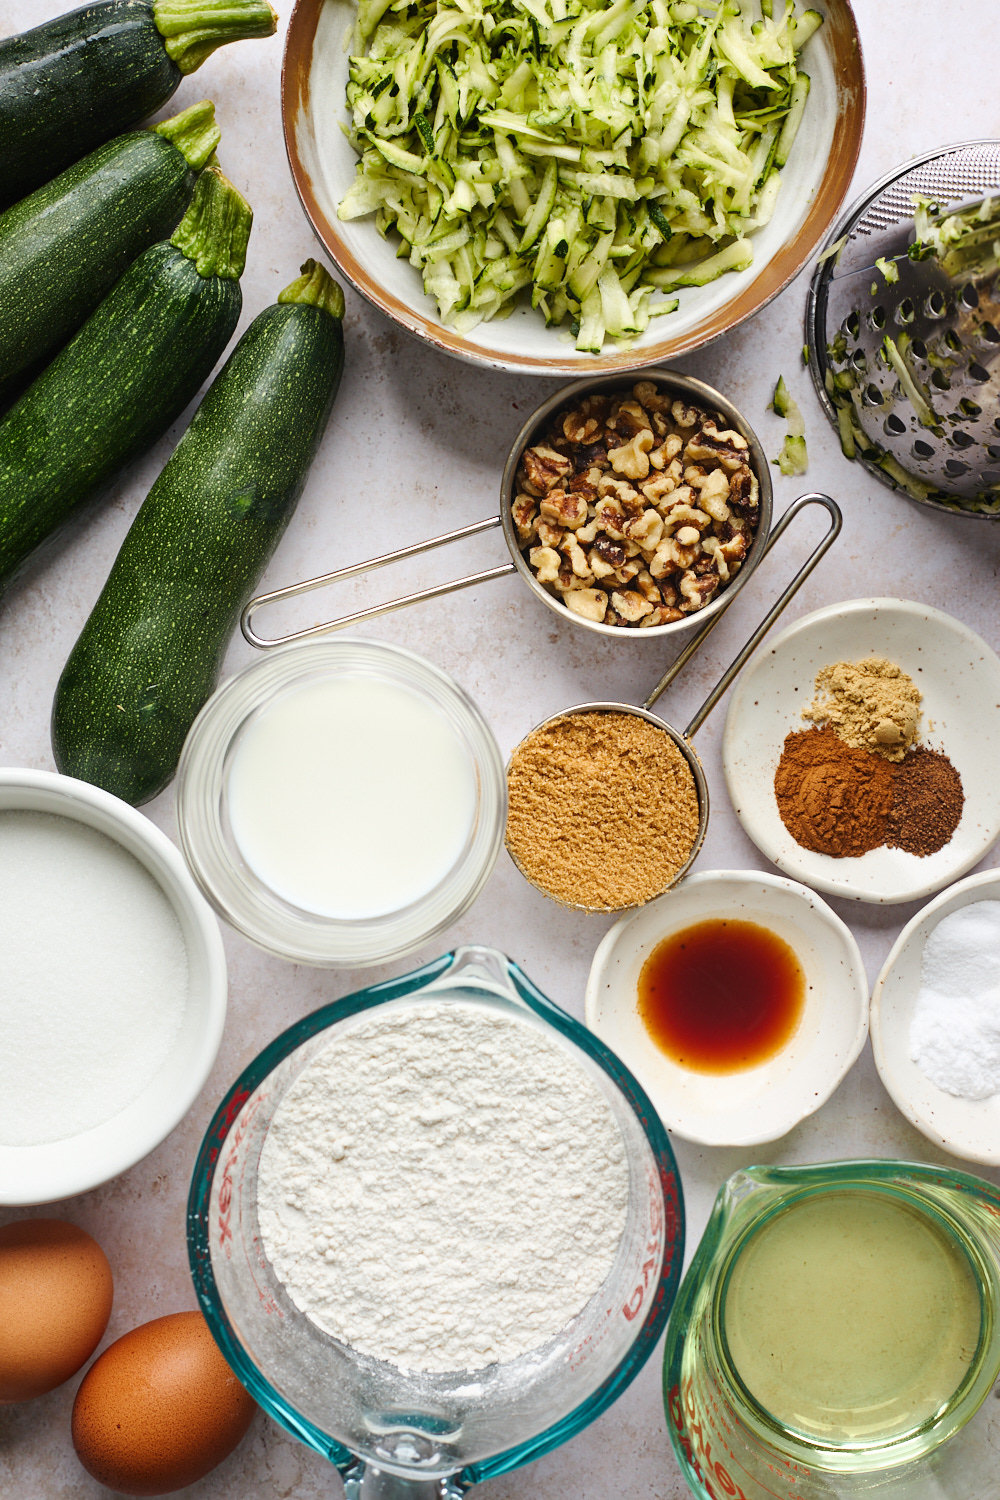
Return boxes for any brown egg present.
[0,1218,113,1402]
[72,1309,256,1496]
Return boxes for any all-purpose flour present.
[257,1002,629,1373]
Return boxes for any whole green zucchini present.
[52,261,346,807]
[0,167,251,595]
[0,0,275,209]
[0,99,220,406]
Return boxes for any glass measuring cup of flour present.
[188,946,683,1498]
[664,1160,1000,1500]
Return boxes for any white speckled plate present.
[584,870,867,1148]
[871,869,1000,1165]
[722,598,1000,904]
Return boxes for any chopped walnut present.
[679,569,720,611]
[641,604,685,627]
[609,429,655,480]
[563,588,608,622]
[516,382,759,629]
[633,381,672,414]
[651,536,699,575]
[597,474,642,508]
[529,546,560,583]
[688,467,731,522]
[512,493,538,541]
[521,444,573,494]
[536,520,564,550]
[540,489,589,530]
[641,471,677,504]
[611,589,653,622]
[592,536,627,569]
[623,509,664,550]
[684,421,749,473]
[671,400,701,428]
[728,463,760,518]
[561,535,594,580]
[610,399,652,436]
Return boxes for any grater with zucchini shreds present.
[806,140,1000,518]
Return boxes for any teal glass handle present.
[340,1459,468,1499]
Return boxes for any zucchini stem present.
[171,167,253,280]
[278,261,346,320]
[153,99,221,172]
[153,0,278,76]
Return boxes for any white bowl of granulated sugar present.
[872,868,1000,1166]
[0,769,226,1205]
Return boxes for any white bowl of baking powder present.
[872,867,1000,1166]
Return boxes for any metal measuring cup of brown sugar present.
[240,369,777,647]
[504,492,842,913]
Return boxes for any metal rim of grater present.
[806,139,1000,520]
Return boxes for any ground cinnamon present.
[775,729,964,859]
[774,727,894,857]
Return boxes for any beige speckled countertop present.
[1,1,999,1495]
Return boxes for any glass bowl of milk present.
[175,638,506,966]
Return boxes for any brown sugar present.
[505,711,701,910]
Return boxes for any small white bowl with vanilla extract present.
[175,638,506,967]
[584,869,868,1147]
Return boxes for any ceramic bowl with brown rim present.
[281,0,865,375]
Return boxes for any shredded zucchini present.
[775,432,807,475]
[911,194,1000,280]
[770,372,806,473]
[339,0,822,350]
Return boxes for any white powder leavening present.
[257,1001,629,1373]
[910,900,1000,1100]
[0,811,188,1146]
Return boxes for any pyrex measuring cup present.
[665,1160,1000,1500]
[188,946,684,1498]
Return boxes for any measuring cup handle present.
[240,516,515,648]
[341,1458,468,1498]
[675,492,842,739]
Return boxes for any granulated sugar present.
[257,1001,629,1373]
[910,900,1000,1100]
[0,811,188,1146]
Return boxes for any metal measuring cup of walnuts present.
[504,489,842,913]
[242,370,807,646]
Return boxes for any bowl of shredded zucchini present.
[283,0,864,372]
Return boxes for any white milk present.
[226,676,477,919]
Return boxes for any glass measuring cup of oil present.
[664,1160,1000,1500]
